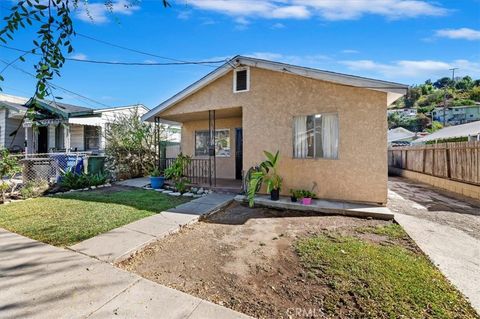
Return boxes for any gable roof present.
[142,55,409,122]
[92,104,150,113]
[388,127,416,142]
[413,121,480,143]
[0,93,149,119]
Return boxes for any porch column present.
[48,125,56,151]
[64,124,71,152]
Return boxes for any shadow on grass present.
[54,185,190,214]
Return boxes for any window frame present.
[194,128,231,158]
[292,112,339,160]
[84,125,101,151]
[233,67,250,93]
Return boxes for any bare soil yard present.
[119,202,478,319]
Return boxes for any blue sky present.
[1,0,479,109]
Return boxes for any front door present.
[235,128,243,180]
[37,126,48,153]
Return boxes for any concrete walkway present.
[70,193,235,263]
[389,177,480,313]
[0,228,251,319]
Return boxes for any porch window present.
[195,129,230,157]
[84,126,101,151]
[293,113,339,159]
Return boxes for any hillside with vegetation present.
[388,76,480,132]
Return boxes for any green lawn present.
[295,224,479,319]
[0,187,189,247]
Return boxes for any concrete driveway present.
[389,176,480,313]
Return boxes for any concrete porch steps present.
[234,195,394,220]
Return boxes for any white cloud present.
[70,53,88,60]
[294,0,447,20]
[74,0,139,24]
[271,22,285,29]
[435,28,480,41]
[341,49,359,54]
[186,0,447,22]
[341,59,480,80]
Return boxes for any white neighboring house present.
[387,108,417,118]
[387,127,416,146]
[0,93,149,154]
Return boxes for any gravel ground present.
[388,176,480,240]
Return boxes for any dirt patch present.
[119,203,394,318]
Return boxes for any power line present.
[0,59,109,108]
[76,32,190,64]
[0,44,226,66]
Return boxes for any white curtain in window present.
[321,114,339,159]
[293,116,308,158]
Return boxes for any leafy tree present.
[427,121,443,133]
[104,107,172,180]
[470,86,480,102]
[0,0,170,103]
[455,76,474,91]
[404,86,422,108]
[433,77,454,89]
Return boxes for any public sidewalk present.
[70,193,235,263]
[0,227,251,319]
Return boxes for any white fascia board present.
[237,57,409,95]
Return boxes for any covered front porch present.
[155,107,243,192]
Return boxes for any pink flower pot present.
[302,198,312,205]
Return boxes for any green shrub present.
[20,181,49,199]
[60,171,108,190]
[165,153,191,193]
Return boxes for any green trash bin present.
[86,156,105,175]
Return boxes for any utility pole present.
[443,68,459,127]
[450,67,458,82]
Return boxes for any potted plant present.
[266,173,282,201]
[298,189,316,205]
[149,168,164,189]
[290,189,300,202]
[247,150,282,206]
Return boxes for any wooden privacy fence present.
[388,141,480,186]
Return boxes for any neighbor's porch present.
[155,107,243,192]
[24,118,103,154]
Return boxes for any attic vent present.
[233,67,249,93]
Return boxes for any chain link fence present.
[9,152,90,185]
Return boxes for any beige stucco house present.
[143,56,408,205]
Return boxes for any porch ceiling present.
[159,107,242,123]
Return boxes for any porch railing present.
[160,158,214,185]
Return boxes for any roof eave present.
[143,55,409,122]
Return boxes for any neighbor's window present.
[195,129,230,157]
[293,113,339,159]
[84,126,101,151]
[233,67,249,93]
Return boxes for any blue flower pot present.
[150,176,164,189]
